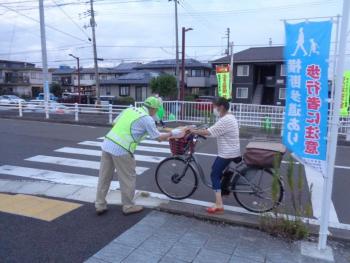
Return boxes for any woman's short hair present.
[213,97,230,111]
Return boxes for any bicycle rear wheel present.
[232,167,284,213]
[155,157,198,200]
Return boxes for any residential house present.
[51,66,75,92]
[100,70,160,101]
[0,59,52,97]
[52,63,141,96]
[211,46,286,106]
[136,59,215,96]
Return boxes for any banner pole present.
[318,0,350,250]
[229,42,234,100]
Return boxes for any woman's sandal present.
[206,207,224,214]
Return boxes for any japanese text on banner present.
[216,65,231,99]
[283,21,332,175]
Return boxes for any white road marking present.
[55,147,165,163]
[25,155,148,175]
[79,140,217,157]
[334,165,350,170]
[78,141,102,147]
[304,166,339,223]
[0,165,119,188]
[79,141,172,154]
[141,140,169,146]
[97,137,169,146]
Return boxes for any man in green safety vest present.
[95,96,181,215]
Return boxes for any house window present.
[191,69,203,77]
[30,72,36,79]
[279,88,286,100]
[89,74,94,80]
[105,86,111,95]
[280,64,286,76]
[192,88,199,95]
[236,87,248,99]
[237,65,249,76]
[119,86,129,96]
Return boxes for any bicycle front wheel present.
[155,157,198,200]
[232,167,284,213]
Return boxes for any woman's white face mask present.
[213,107,220,117]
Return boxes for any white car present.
[0,95,25,105]
[25,100,71,114]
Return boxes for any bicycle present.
[155,133,284,213]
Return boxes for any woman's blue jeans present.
[210,157,233,192]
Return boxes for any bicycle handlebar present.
[195,134,207,140]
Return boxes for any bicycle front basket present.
[169,136,193,155]
[244,142,286,168]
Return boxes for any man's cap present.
[144,96,161,109]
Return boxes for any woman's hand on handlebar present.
[189,127,209,139]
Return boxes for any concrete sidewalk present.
[85,211,350,263]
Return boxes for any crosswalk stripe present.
[55,147,166,163]
[97,137,169,146]
[25,155,149,175]
[0,165,120,188]
[79,141,171,154]
[141,140,169,146]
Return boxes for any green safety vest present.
[106,107,148,153]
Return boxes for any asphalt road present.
[1,118,350,225]
[0,197,149,263]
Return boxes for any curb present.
[157,200,350,244]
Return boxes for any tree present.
[50,82,63,97]
[149,74,177,99]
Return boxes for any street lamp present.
[69,53,81,104]
[181,27,193,101]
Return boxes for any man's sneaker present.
[96,208,108,216]
[122,205,143,215]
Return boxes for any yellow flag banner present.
[216,65,231,99]
[341,71,350,117]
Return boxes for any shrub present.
[259,155,312,241]
[113,96,135,106]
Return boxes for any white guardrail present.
[0,100,349,137]
[0,101,129,124]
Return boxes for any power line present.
[51,0,91,40]
[0,2,90,43]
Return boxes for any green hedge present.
[113,96,135,105]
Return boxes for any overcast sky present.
[0,0,345,70]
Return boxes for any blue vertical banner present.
[283,21,332,175]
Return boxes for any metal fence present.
[1,100,349,137]
[137,100,350,137]
[0,101,129,124]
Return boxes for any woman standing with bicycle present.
[190,97,241,214]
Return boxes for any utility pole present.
[89,0,100,104]
[39,0,50,119]
[181,27,193,101]
[69,54,81,104]
[225,28,230,56]
[169,0,180,100]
